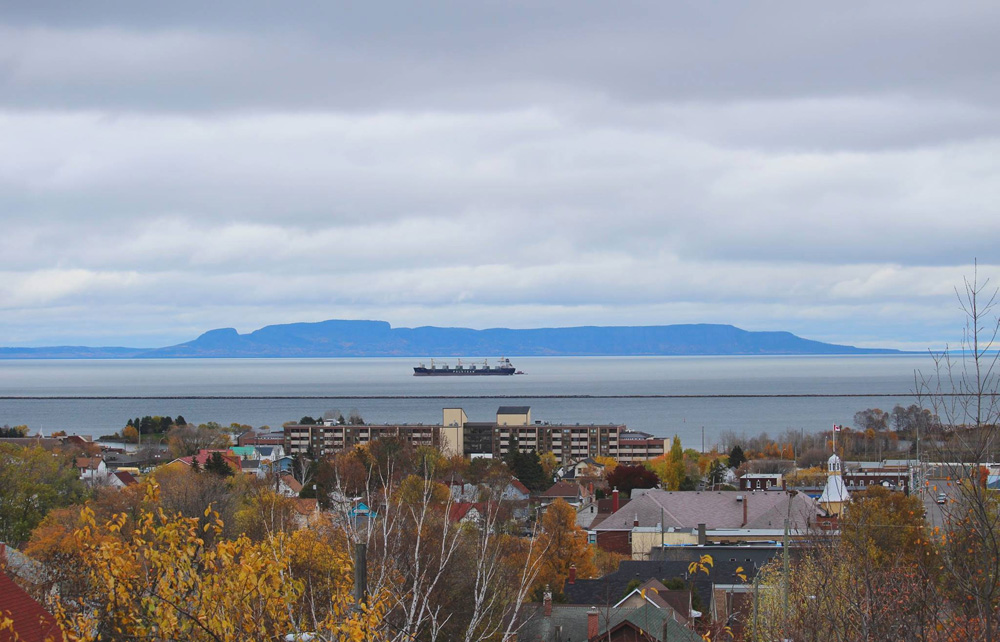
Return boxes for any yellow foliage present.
[52,481,387,642]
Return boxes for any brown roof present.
[280,473,303,494]
[636,579,690,623]
[294,498,318,515]
[75,456,102,470]
[539,481,583,499]
[113,471,138,486]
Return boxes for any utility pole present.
[783,518,790,632]
[354,542,367,606]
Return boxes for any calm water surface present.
[0,355,937,448]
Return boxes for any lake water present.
[0,355,939,448]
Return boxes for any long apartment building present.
[284,406,666,464]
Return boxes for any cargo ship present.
[413,358,518,376]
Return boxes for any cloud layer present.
[1,1,998,348]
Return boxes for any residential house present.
[277,473,303,498]
[556,457,606,481]
[577,490,631,530]
[538,480,589,508]
[448,502,488,526]
[75,456,107,482]
[165,449,243,474]
[292,498,321,529]
[615,578,692,624]
[564,558,760,630]
[502,479,531,501]
[109,471,139,488]
[517,595,701,642]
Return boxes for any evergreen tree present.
[204,452,234,477]
[728,444,746,469]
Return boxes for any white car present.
[936,493,947,505]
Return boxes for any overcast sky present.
[1,1,998,350]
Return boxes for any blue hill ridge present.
[0,320,899,358]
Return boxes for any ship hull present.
[413,367,515,376]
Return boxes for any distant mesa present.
[0,320,901,359]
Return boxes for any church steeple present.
[819,452,849,516]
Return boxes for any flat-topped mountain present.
[0,320,899,358]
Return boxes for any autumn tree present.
[607,463,659,496]
[533,498,597,600]
[233,486,300,541]
[166,422,230,457]
[53,483,385,642]
[0,445,87,545]
[122,425,139,443]
[593,455,618,476]
[538,451,559,481]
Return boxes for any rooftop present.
[595,490,821,532]
[497,405,531,414]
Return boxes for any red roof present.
[0,573,64,642]
[113,471,138,486]
[178,450,242,472]
[509,479,530,495]
[448,502,491,522]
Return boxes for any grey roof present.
[257,446,275,456]
[497,406,531,414]
[564,559,756,614]
[619,431,655,440]
[594,490,821,532]
[650,545,782,573]
[517,602,700,642]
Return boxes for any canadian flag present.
[833,424,842,432]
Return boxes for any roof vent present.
[736,495,744,502]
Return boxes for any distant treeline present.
[125,415,187,435]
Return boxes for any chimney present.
[543,586,553,617]
[587,606,600,639]
[568,564,577,585]
[782,478,787,490]
[697,523,707,546]
[633,514,639,528]
[612,487,620,513]
[742,495,748,527]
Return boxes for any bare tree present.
[919,264,1000,641]
[328,450,545,642]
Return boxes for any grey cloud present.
[1,2,998,348]
[1,2,999,112]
